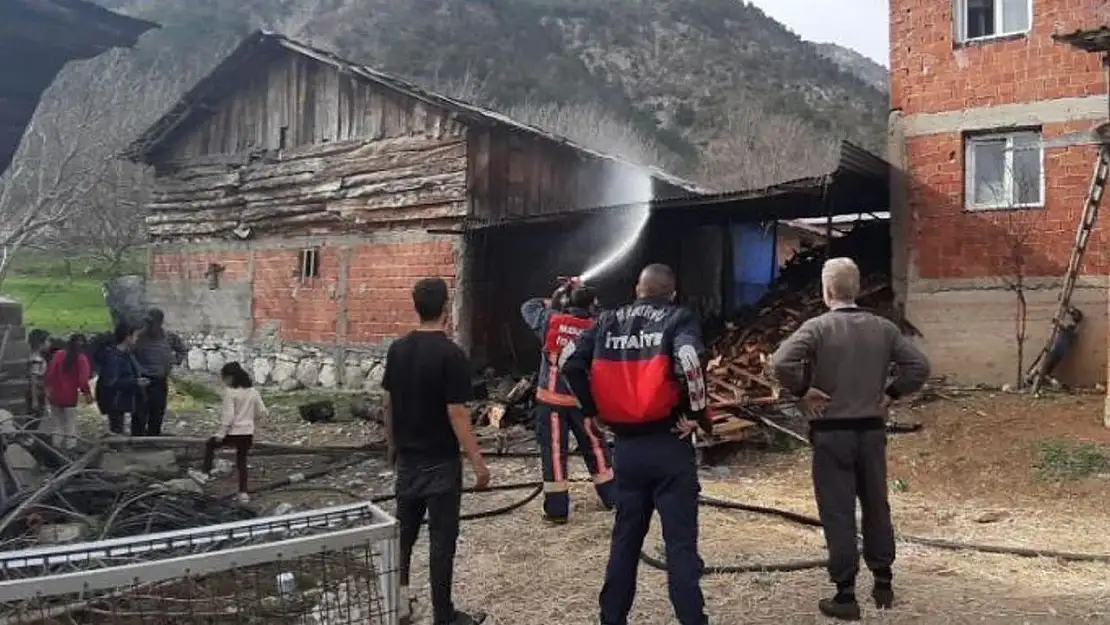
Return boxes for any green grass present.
[1,276,111,334]
[1034,438,1110,480]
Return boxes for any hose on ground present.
[248,444,1110,573]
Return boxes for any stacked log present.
[703,223,896,442]
[146,135,468,240]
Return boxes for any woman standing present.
[97,324,145,435]
[43,334,92,449]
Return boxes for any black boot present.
[447,610,487,625]
[872,568,894,609]
[818,587,861,621]
[872,582,894,609]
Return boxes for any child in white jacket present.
[189,362,267,502]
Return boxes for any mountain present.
[88,0,888,187]
[815,43,889,92]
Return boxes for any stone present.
[271,359,296,384]
[271,502,296,516]
[206,350,226,373]
[282,346,306,359]
[252,358,274,385]
[161,478,204,494]
[364,363,385,390]
[279,377,303,392]
[344,365,363,387]
[211,458,234,477]
[975,510,1011,524]
[295,358,320,387]
[38,523,84,544]
[318,363,338,389]
[187,347,206,370]
[358,359,375,375]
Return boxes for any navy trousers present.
[599,431,707,625]
[535,404,616,519]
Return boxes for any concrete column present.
[335,246,352,386]
[887,109,910,313]
[452,233,473,356]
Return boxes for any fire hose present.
[246,447,1110,574]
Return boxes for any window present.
[956,0,1031,42]
[297,248,320,280]
[964,130,1044,210]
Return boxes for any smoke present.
[579,168,655,282]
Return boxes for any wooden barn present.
[124,31,709,379]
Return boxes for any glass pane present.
[1001,0,1029,33]
[1012,134,1042,205]
[971,139,1006,206]
[966,0,995,38]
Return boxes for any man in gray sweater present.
[771,257,929,621]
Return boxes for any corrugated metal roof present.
[455,140,890,229]
[123,30,710,195]
[0,0,157,175]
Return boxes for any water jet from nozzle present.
[579,168,654,282]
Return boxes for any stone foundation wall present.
[182,334,386,391]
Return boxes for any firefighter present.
[560,264,712,625]
[520,280,615,523]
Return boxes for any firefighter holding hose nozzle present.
[520,276,615,524]
[560,263,712,625]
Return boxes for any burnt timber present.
[0,0,157,175]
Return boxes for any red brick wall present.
[907,121,1108,279]
[890,0,1104,116]
[345,240,458,344]
[149,237,459,346]
[252,247,342,344]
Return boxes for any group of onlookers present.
[26,308,186,446]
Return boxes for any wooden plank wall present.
[147,135,468,239]
[163,52,461,160]
[468,127,657,221]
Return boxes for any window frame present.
[963,129,1045,211]
[954,0,1033,44]
[297,247,321,282]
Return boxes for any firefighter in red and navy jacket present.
[560,263,711,625]
[520,281,615,524]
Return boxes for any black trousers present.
[811,427,896,589]
[600,432,706,625]
[204,435,252,493]
[395,457,463,625]
[132,377,168,436]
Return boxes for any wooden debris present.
[702,224,898,446]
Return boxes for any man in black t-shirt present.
[382,277,490,625]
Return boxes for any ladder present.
[1026,141,1110,392]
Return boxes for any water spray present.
[577,168,655,283]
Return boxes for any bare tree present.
[973,158,1049,389]
[0,45,217,286]
[697,99,840,189]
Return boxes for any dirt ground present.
[78,386,1110,624]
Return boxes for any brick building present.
[124,31,715,386]
[889,0,1110,386]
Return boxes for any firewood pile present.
[703,223,895,444]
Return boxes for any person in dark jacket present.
[132,309,185,436]
[561,263,712,625]
[771,257,930,620]
[97,324,145,435]
[521,281,614,523]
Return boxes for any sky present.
[747,0,890,66]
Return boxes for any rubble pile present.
[704,223,896,440]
